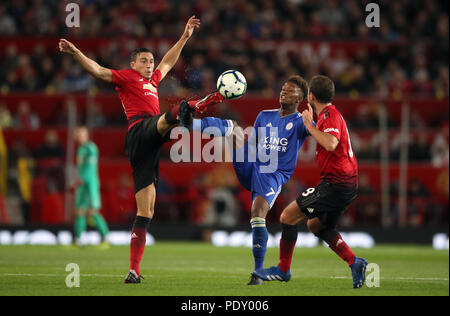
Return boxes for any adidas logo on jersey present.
[307,208,314,213]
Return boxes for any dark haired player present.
[254,75,368,289]
[59,16,224,283]
[187,76,311,285]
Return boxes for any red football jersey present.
[111,69,162,122]
[315,104,358,186]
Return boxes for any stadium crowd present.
[0,0,448,228]
[0,0,448,98]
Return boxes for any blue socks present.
[250,217,268,271]
[193,118,234,137]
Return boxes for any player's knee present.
[137,207,154,218]
[279,211,291,225]
[307,218,325,235]
[74,209,85,217]
[86,209,97,217]
[251,204,269,219]
[157,114,173,136]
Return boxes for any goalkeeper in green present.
[73,127,109,247]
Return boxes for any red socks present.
[129,216,150,276]
[278,239,296,273]
[329,233,356,266]
[277,226,356,273]
[277,224,298,273]
[165,104,180,124]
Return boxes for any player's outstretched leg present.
[170,92,225,129]
[178,100,194,129]
[187,91,224,113]
[192,117,234,136]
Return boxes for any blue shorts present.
[232,146,288,209]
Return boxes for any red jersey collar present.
[318,103,335,116]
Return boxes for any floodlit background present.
[0,0,448,246]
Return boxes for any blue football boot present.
[254,266,291,282]
[350,257,368,289]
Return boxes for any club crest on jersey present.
[143,83,157,93]
[286,122,293,131]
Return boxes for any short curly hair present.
[287,75,308,101]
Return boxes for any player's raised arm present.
[156,16,200,81]
[59,39,113,83]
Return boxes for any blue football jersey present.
[251,109,309,178]
[233,109,310,207]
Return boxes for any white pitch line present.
[0,273,122,278]
[1,273,448,282]
[330,276,449,281]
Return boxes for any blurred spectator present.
[431,123,450,167]
[408,178,430,198]
[0,44,19,83]
[434,66,449,99]
[0,0,448,229]
[351,134,380,161]
[358,172,377,196]
[0,4,16,35]
[188,173,211,224]
[214,102,241,123]
[0,0,446,98]
[407,178,430,226]
[55,98,82,126]
[116,173,136,224]
[35,130,64,159]
[35,130,65,193]
[14,101,40,129]
[349,104,379,130]
[0,104,13,128]
[7,138,34,223]
[204,187,238,227]
[353,172,380,224]
[86,102,108,127]
[201,166,240,226]
[186,54,206,90]
[408,133,431,162]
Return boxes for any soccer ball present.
[216,70,247,100]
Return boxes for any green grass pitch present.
[0,243,448,296]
